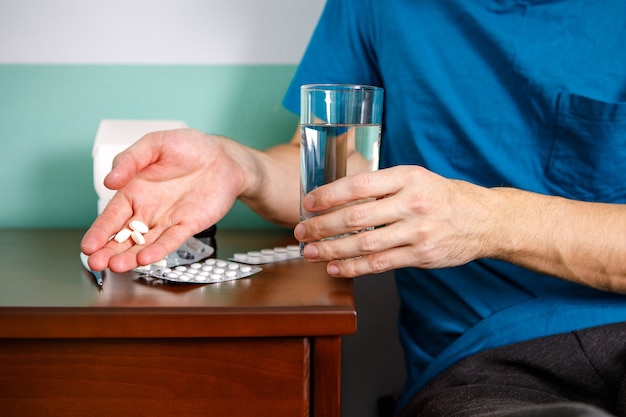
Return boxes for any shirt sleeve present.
[282,0,382,116]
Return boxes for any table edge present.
[0,305,357,338]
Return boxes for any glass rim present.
[300,83,383,93]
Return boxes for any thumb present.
[103,133,162,190]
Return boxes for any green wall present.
[0,64,298,230]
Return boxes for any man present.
[82,0,626,415]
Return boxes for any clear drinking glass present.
[299,84,384,247]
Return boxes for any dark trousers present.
[397,321,626,417]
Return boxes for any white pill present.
[114,228,132,243]
[233,253,248,262]
[175,266,187,272]
[152,259,168,268]
[129,220,149,234]
[179,273,192,281]
[131,230,146,245]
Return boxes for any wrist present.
[218,136,260,200]
[484,187,562,268]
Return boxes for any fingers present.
[295,196,397,243]
[297,167,415,241]
[87,236,138,272]
[325,246,411,278]
[302,219,451,278]
[134,224,194,267]
[80,186,194,271]
[302,169,401,213]
[84,222,196,273]
[302,229,418,278]
[80,194,134,256]
[296,170,398,243]
[301,220,410,265]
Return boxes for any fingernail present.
[328,263,340,276]
[303,244,318,259]
[303,193,316,210]
[294,224,305,240]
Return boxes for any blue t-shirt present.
[282,0,626,409]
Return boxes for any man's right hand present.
[80,128,247,272]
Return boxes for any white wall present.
[0,0,325,64]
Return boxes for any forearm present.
[485,186,626,292]
[225,136,301,227]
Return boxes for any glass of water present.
[299,84,384,246]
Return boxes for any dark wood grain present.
[0,338,309,417]
[0,229,356,417]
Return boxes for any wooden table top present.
[0,229,356,339]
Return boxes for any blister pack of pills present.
[131,240,299,285]
[164,236,215,268]
[135,258,262,285]
[230,245,302,265]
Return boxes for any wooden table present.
[0,229,356,417]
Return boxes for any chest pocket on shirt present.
[546,92,626,202]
